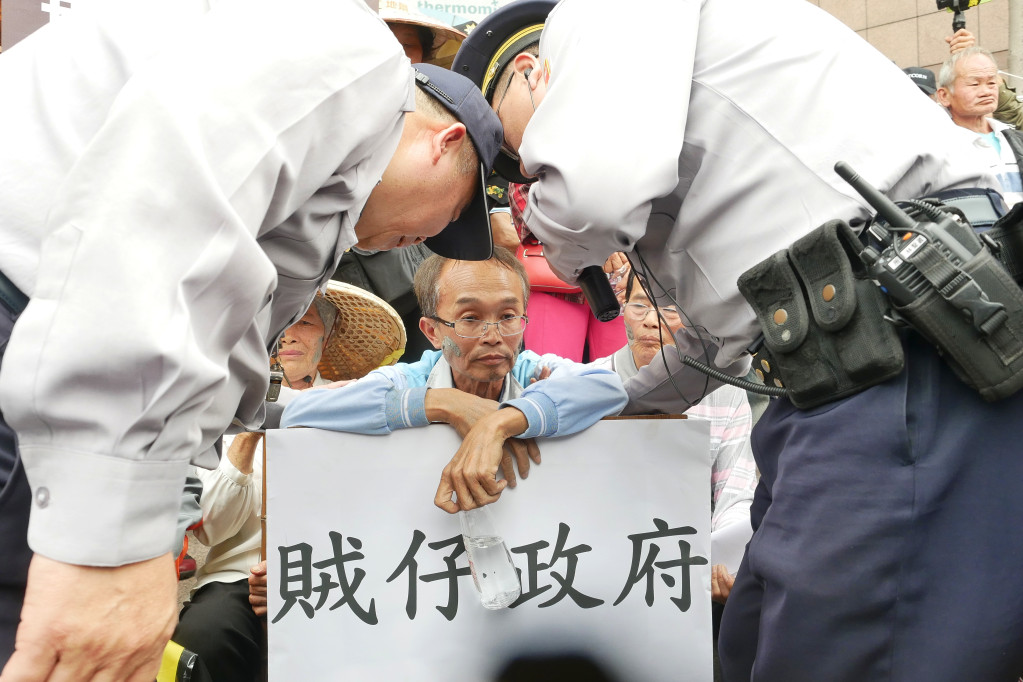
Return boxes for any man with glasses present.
[598,277,757,561]
[591,271,757,676]
[280,246,627,514]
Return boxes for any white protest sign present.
[266,417,712,682]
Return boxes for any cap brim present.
[493,150,537,185]
[424,164,494,261]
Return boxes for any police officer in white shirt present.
[0,0,503,678]
[452,1,1023,680]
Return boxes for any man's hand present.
[435,407,533,513]
[946,28,975,54]
[711,564,736,604]
[497,436,540,489]
[427,390,542,498]
[604,252,631,304]
[0,553,177,682]
[249,560,268,617]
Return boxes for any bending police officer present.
[0,1,501,679]
[452,1,1023,680]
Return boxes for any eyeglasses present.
[431,315,529,339]
[623,302,681,323]
[494,72,520,161]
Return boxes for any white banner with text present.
[266,417,712,682]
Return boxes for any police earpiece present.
[524,68,534,81]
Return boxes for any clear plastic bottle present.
[459,505,521,609]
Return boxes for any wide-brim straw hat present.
[378,0,467,67]
[317,281,406,381]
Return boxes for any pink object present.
[523,291,626,362]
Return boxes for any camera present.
[935,0,990,32]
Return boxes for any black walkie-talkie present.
[836,160,1023,402]
[835,161,984,306]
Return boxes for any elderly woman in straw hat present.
[277,281,408,391]
[276,295,338,391]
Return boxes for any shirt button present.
[34,487,50,508]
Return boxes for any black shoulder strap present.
[1001,128,1023,170]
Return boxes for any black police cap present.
[452,0,557,184]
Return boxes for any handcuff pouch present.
[738,220,904,409]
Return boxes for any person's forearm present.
[487,405,529,439]
[423,387,459,424]
[507,359,627,437]
[490,210,521,253]
[226,432,263,475]
[282,370,415,433]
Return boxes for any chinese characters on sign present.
[273,519,707,625]
[266,420,714,682]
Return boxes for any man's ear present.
[431,123,468,165]
[512,52,538,84]
[420,317,443,349]
[935,87,952,108]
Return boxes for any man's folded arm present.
[504,357,627,439]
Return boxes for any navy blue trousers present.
[0,302,31,669]
[718,331,1023,681]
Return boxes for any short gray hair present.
[937,46,997,92]
[413,246,530,318]
[413,88,479,177]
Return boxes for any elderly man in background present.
[936,46,1023,207]
[591,272,757,603]
[946,28,1023,130]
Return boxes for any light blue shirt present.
[281,349,627,439]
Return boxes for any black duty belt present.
[0,270,28,315]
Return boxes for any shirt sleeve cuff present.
[384,386,430,430]
[20,446,191,566]
[502,393,558,439]
[216,452,254,487]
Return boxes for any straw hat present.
[378,0,467,67]
[316,281,407,381]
